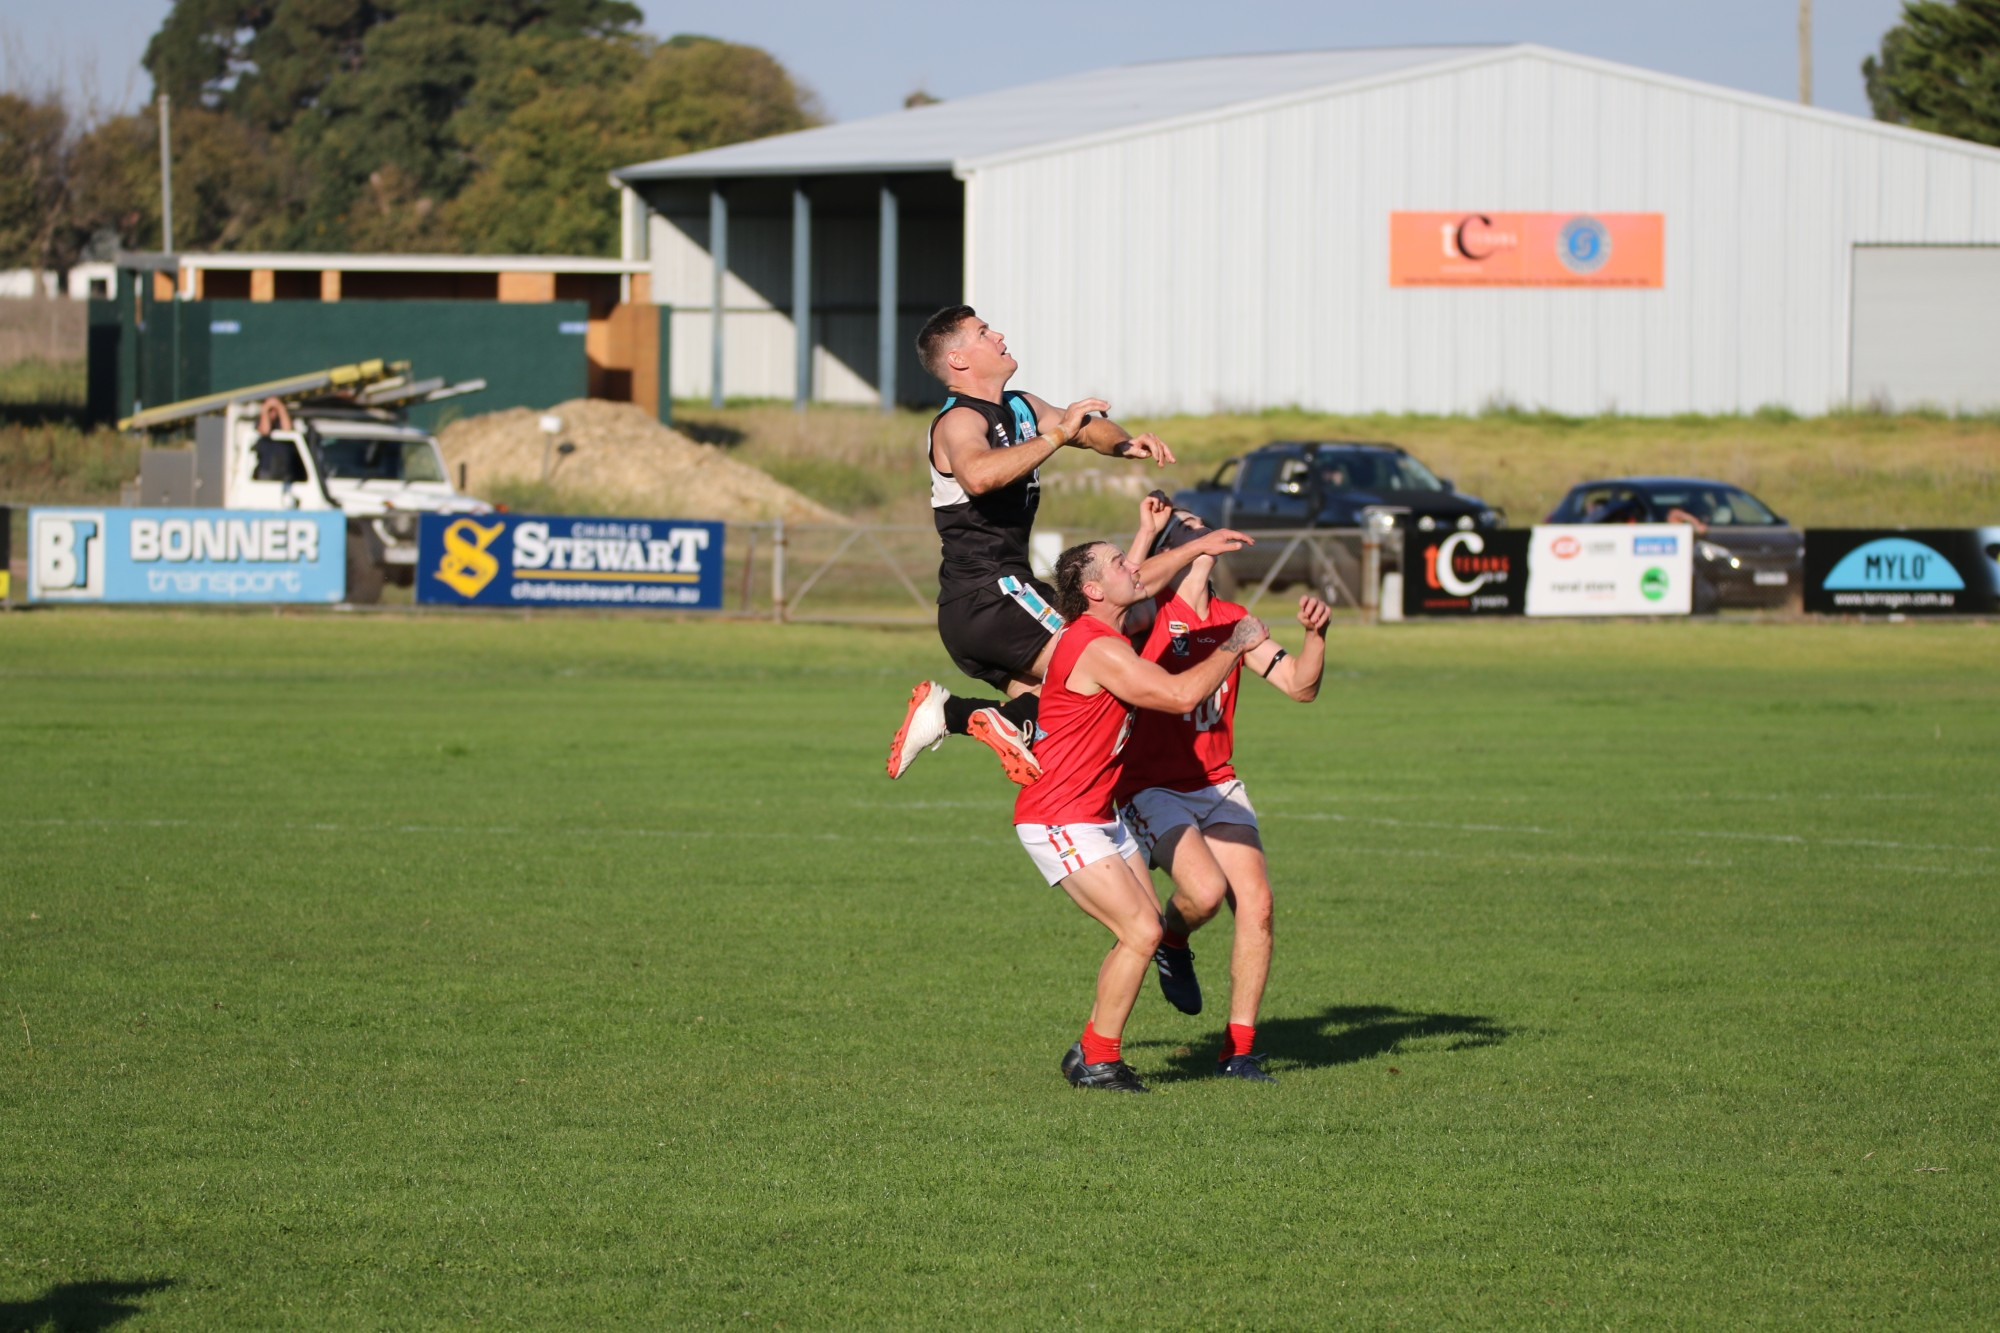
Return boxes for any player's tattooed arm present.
[1079,615,1268,714]
[1220,614,1269,655]
[1248,596,1329,702]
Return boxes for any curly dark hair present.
[915,305,976,381]
[1053,541,1110,623]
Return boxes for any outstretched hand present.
[1120,432,1176,466]
[1191,527,1254,556]
[1054,398,1111,443]
[1296,594,1331,635]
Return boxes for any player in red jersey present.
[1017,532,1268,1092]
[1115,504,1328,1083]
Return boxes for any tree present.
[445,35,819,255]
[66,104,292,256]
[131,2,814,254]
[0,92,71,270]
[1864,0,2000,147]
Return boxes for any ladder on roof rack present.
[116,359,491,432]
[119,359,408,432]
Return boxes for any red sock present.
[1160,928,1189,950]
[1080,1021,1121,1065]
[1218,1022,1256,1061]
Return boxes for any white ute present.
[126,359,492,602]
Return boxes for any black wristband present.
[1259,647,1288,678]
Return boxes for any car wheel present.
[1692,572,1720,616]
[344,529,385,605]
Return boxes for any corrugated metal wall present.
[966,51,2000,416]
[647,193,960,405]
[1851,245,2000,411]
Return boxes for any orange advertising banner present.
[1390,212,1664,287]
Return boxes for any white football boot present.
[886,681,951,778]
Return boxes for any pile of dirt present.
[437,398,843,524]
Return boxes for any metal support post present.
[771,515,787,622]
[158,95,174,253]
[709,186,728,409]
[793,184,812,410]
[1361,527,1381,622]
[878,181,899,412]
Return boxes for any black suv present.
[1171,441,1503,599]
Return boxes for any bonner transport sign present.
[27,508,346,603]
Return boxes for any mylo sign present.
[28,508,345,603]
[1803,529,1999,614]
[416,513,724,609]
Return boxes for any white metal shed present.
[613,44,2000,415]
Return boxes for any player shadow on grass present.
[1131,1004,1509,1083]
[0,1278,176,1333]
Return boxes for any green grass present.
[0,358,85,409]
[672,402,2000,532]
[3,613,1996,1326]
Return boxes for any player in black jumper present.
[887,305,1250,783]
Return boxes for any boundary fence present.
[719,521,1389,623]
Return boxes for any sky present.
[13,0,1910,125]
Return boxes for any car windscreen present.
[1637,484,1780,526]
[316,436,446,483]
[1318,451,1447,492]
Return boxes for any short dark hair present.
[915,305,976,381]
[1053,541,1109,623]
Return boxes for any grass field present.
[673,401,2000,534]
[4,612,1996,1327]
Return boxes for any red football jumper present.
[1014,616,1136,827]
[1113,591,1246,804]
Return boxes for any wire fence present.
[721,521,1395,623]
[0,299,87,366]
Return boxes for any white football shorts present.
[1120,778,1260,863]
[1015,819,1140,887]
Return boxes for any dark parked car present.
[1172,441,1503,600]
[1545,476,1803,609]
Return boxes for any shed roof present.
[613,45,1496,182]
[615,41,2000,188]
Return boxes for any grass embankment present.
[0,361,130,549]
[676,401,2000,533]
[3,614,1996,1325]
[6,350,1996,541]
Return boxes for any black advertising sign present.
[1403,528,1529,616]
[1803,529,2000,615]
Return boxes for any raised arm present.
[1019,392,1176,466]
[1136,526,1254,598]
[1244,595,1329,703]
[1128,493,1171,567]
[934,398,1106,496]
[1074,615,1267,714]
